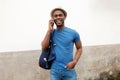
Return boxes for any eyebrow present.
[53,14,63,17]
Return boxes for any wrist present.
[47,29,52,33]
[48,25,54,31]
[73,60,77,64]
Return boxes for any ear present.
[64,17,66,20]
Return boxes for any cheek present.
[61,17,66,21]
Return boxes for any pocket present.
[66,68,75,71]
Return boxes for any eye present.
[59,14,63,17]
[54,14,63,18]
[54,15,58,18]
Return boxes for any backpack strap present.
[50,30,55,42]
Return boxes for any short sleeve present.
[73,31,80,42]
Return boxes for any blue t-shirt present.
[51,27,80,69]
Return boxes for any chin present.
[56,23,63,27]
[57,24,63,27]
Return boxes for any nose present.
[56,15,61,19]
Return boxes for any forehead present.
[53,10,64,15]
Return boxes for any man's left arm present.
[73,41,82,64]
[66,41,82,69]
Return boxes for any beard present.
[55,20,64,28]
[57,24,63,27]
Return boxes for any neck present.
[57,24,65,30]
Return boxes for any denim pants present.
[50,69,77,80]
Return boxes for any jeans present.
[50,69,77,80]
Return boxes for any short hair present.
[50,8,67,18]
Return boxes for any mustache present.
[54,18,62,21]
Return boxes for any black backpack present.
[39,30,55,69]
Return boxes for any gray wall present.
[0,44,120,80]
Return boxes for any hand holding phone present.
[48,19,54,31]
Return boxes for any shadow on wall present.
[87,69,120,80]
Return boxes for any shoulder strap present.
[50,30,55,42]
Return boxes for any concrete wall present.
[0,44,120,80]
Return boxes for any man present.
[41,8,82,80]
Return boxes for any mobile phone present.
[51,20,54,27]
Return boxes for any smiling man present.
[41,8,82,80]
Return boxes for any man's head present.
[50,8,67,27]
[50,8,67,18]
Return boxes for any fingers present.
[48,19,54,31]
[49,19,54,27]
[65,61,76,69]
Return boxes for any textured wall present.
[76,44,120,80]
[0,44,120,80]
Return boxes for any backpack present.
[39,30,55,69]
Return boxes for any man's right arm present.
[41,19,54,50]
[41,30,51,50]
